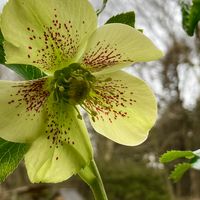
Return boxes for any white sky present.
[0,0,7,13]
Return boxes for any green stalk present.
[78,160,108,200]
[96,0,108,16]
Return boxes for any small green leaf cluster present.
[160,150,200,182]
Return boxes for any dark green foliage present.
[106,12,135,28]
[181,0,200,36]
[0,138,29,182]
[0,31,46,80]
[102,164,169,200]
[82,161,170,200]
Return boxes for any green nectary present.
[51,63,95,104]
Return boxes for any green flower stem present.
[97,0,108,15]
[78,160,108,200]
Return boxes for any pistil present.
[51,63,95,105]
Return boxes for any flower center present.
[51,63,95,105]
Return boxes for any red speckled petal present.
[85,71,157,146]
[1,0,97,75]
[25,102,92,183]
[80,24,163,75]
[0,78,49,142]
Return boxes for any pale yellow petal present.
[80,23,163,75]
[25,99,92,183]
[86,71,157,146]
[0,79,49,143]
[1,0,97,74]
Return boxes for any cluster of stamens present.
[51,63,95,107]
[51,63,137,123]
[84,78,137,123]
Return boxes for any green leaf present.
[0,138,29,182]
[0,31,46,80]
[0,32,5,64]
[7,64,46,80]
[106,12,135,28]
[181,0,200,36]
[161,149,200,182]
[160,150,195,163]
[170,163,191,182]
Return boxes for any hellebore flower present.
[0,0,163,183]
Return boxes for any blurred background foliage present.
[0,0,200,199]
